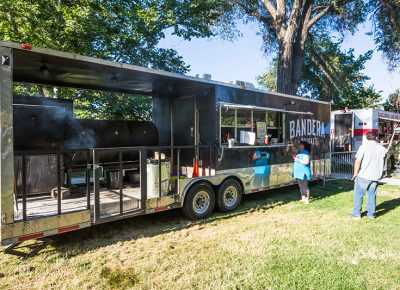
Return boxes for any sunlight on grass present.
[0,180,399,289]
[100,267,140,288]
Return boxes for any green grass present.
[0,180,400,289]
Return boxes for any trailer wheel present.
[216,179,242,212]
[182,182,215,220]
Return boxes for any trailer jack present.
[4,239,49,258]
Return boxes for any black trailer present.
[0,42,330,253]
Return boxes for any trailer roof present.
[331,108,400,122]
[2,41,329,104]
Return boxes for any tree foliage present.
[257,35,382,110]
[256,59,278,92]
[383,89,400,112]
[208,0,400,95]
[0,0,225,72]
[14,84,152,120]
[300,35,382,109]
[369,0,400,70]
[3,1,398,116]
[1,0,224,120]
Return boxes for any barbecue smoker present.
[0,42,330,256]
[13,95,159,198]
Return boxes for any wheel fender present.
[219,176,245,195]
[180,174,243,206]
[180,179,214,207]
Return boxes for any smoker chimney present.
[196,73,212,81]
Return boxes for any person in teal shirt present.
[253,135,271,188]
[293,141,312,204]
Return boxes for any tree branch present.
[261,0,287,40]
[310,54,341,94]
[308,35,342,93]
[261,0,277,21]
[306,5,331,28]
[276,0,288,38]
[285,0,303,43]
[306,0,352,29]
[299,0,313,42]
[290,0,313,88]
[382,0,399,29]
[312,5,328,12]
[240,4,273,26]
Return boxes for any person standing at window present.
[351,131,387,219]
[293,141,312,204]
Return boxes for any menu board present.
[256,122,267,140]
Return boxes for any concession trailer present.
[0,41,330,255]
[331,108,400,169]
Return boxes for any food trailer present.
[0,41,330,255]
[331,108,400,168]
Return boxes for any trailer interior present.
[0,42,222,249]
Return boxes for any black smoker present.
[13,96,159,195]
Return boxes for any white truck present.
[331,108,400,169]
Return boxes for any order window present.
[220,105,283,145]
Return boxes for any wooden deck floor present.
[14,186,142,221]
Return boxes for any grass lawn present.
[0,180,399,289]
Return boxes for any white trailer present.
[331,108,400,168]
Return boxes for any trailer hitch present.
[3,239,49,258]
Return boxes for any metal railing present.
[90,145,216,223]
[14,145,216,223]
[323,151,357,187]
[14,149,91,221]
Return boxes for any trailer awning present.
[379,117,400,122]
[378,112,400,122]
[220,103,313,115]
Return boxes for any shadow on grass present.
[48,180,352,257]
[376,198,400,217]
[310,179,354,201]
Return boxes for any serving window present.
[378,119,400,143]
[220,104,284,146]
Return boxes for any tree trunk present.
[292,45,305,92]
[277,43,297,95]
[291,20,309,92]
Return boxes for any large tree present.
[383,89,400,112]
[0,0,226,73]
[0,0,226,119]
[300,34,382,109]
[257,35,382,109]
[217,0,400,95]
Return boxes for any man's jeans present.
[353,176,378,218]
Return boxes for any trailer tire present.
[182,182,215,220]
[216,178,242,212]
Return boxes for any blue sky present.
[159,22,399,100]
